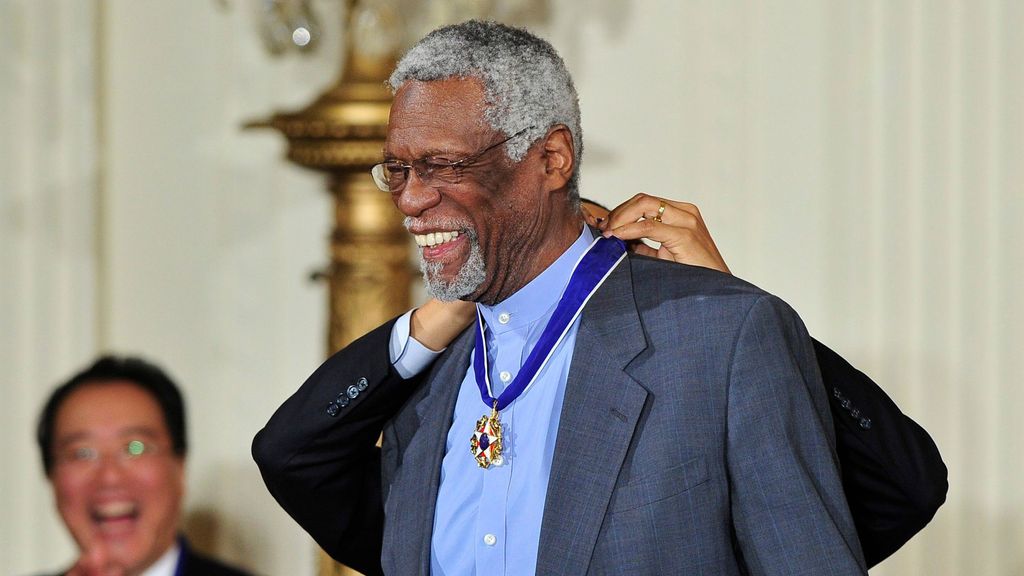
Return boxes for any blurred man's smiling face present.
[50,381,184,574]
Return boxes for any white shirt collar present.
[140,542,181,576]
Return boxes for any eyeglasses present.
[370,127,532,193]
[55,439,163,470]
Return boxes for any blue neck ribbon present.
[474,236,627,411]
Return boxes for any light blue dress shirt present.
[389,228,592,575]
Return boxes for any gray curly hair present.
[388,20,583,207]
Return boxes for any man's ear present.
[541,125,574,191]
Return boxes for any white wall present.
[3,1,1022,575]
[98,1,344,572]
[2,0,337,573]
[1,0,101,571]
[556,3,1023,574]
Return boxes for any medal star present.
[471,413,504,468]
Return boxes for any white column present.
[0,0,101,573]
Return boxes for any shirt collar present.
[477,226,593,335]
[140,541,181,576]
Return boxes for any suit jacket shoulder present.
[628,251,767,302]
[632,256,946,564]
[536,252,866,574]
[630,254,946,564]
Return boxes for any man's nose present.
[95,454,128,484]
[393,171,440,217]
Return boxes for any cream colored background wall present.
[3,1,1022,575]
[2,1,103,572]
[2,1,337,573]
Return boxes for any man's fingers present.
[605,219,702,253]
[412,299,476,351]
[601,193,730,273]
[604,218,664,242]
[581,204,602,228]
[604,216,730,273]
[604,193,701,232]
[603,193,657,229]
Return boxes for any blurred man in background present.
[35,356,252,576]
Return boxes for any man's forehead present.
[54,381,167,433]
[392,77,487,111]
[386,78,492,151]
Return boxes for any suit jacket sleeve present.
[814,339,947,566]
[727,296,867,575]
[251,318,424,576]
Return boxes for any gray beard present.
[419,228,486,301]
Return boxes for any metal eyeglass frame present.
[370,127,532,193]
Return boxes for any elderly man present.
[255,21,871,575]
[36,356,252,576]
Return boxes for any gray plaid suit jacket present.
[256,248,868,575]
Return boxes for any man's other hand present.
[590,193,731,274]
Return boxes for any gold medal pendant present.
[470,402,504,468]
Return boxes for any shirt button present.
[498,312,511,324]
[499,371,512,382]
[483,533,497,546]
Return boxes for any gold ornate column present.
[248,2,409,574]
[324,170,412,351]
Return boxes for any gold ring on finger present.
[653,201,666,223]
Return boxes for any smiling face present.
[49,381,184,574]
[387,77,578,305]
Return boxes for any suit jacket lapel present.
[535,255,650,575]
[384,326,474,574]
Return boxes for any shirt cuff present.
[389,309,444,379]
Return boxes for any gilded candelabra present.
[248,1,411,574]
